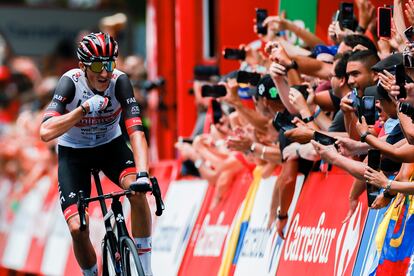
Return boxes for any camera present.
[399,102,414,120]
[339,2,355,30]
[256,8,268,35]
[132,77,165,91]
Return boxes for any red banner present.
[179,170,253,276]
[277,168,368,276]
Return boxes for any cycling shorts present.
[57,135,136,221]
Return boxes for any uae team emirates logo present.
[283,203,362,276]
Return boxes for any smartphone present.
[256,8,268,35]
[332,10,340,22]
[339,2,354,30]
[405,26,414,42]
[194,65,220,81]
[348,88,360,109]
[377,7,392,38]
[291,85,309,100]
[201,84,227,98]
[272,112,296,132]
[388,64,407,99]
[211,99,223,125]
[313,131,338,146]
[237,71,261,86]
[223,48,246,60]
[366,149,381,207]
[361,96,376,125]
[178,137,193,144]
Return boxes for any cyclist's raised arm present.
[40,76,78,142]
[115,74,149,174]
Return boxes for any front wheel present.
[120,237,145,276]
[102,233,121,276]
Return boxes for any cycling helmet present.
[77,32,118,62]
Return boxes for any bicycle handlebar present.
[77,176,165,231]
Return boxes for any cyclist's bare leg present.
[122,174,153,275]
[121,174,152,237]
[67,215,97,270]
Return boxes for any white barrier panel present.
[2,176,52,270]
[152,179,208,276]
[234,175,304,276]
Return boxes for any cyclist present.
[40,32,153,276]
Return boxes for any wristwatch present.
[360,131,371,142]
[136,171,149,179]
[285,60,298,72]
[302,115,314,123]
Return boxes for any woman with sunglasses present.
[39,32,153,276]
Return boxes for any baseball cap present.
[255,74,279,100]
[371,53,403,72]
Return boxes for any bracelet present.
[277,208,288,220]
[80,104,87,115]
[285,60,298,72]
[384,179,392,194]
[260,146,267,160]
[249,142,257,153]
[313,107,321,119]
[360,131,371,143]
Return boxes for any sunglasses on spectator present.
[84,61,116,73]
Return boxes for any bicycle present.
[77,168,165,276]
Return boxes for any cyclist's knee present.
[67,215,89,241]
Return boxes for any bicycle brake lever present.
[150,177,165,216]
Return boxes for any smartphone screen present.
[237,71,261,86]
[405,26,414,42]
[272,112,296,132]
[201,85,227,98]
[313,131,338,146]
[211,99,223,125]
[389,65,407,98]
[366,149,381,206]
[361,96,376,125]
[256,8,268,35]
[339,2,354,30]
[377,7,392,38]
[223,48,246,60]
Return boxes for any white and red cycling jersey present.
[43,68,143,148]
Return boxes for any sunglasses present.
[84,61,116,73]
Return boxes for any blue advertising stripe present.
[352,207,388,276]
[232,221,249,265]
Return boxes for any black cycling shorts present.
[57,135,136,221]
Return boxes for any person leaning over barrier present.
[39,32,153,276]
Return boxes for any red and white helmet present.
[77,32,118,62]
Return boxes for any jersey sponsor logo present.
[126,97,137,104]
[131,105,140,115]
[125,160,133,165]
[125,117,142,128]
[75,108,121,127]
[68,192,76,198]
[48,102,58,108]
[72,71,81,82]
[53,94,67,102]
[116,214,124,223]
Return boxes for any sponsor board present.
[234,174,305,275]
[179,171,253,276]
[152,180,208,276]
[277,169,368,276]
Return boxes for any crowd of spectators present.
[175,0,414,239]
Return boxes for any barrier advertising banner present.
[179,171,253,276]
[277,168,368,276]
[352,208,387,276]
[152,179,209,276]
[234,174,305,276]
